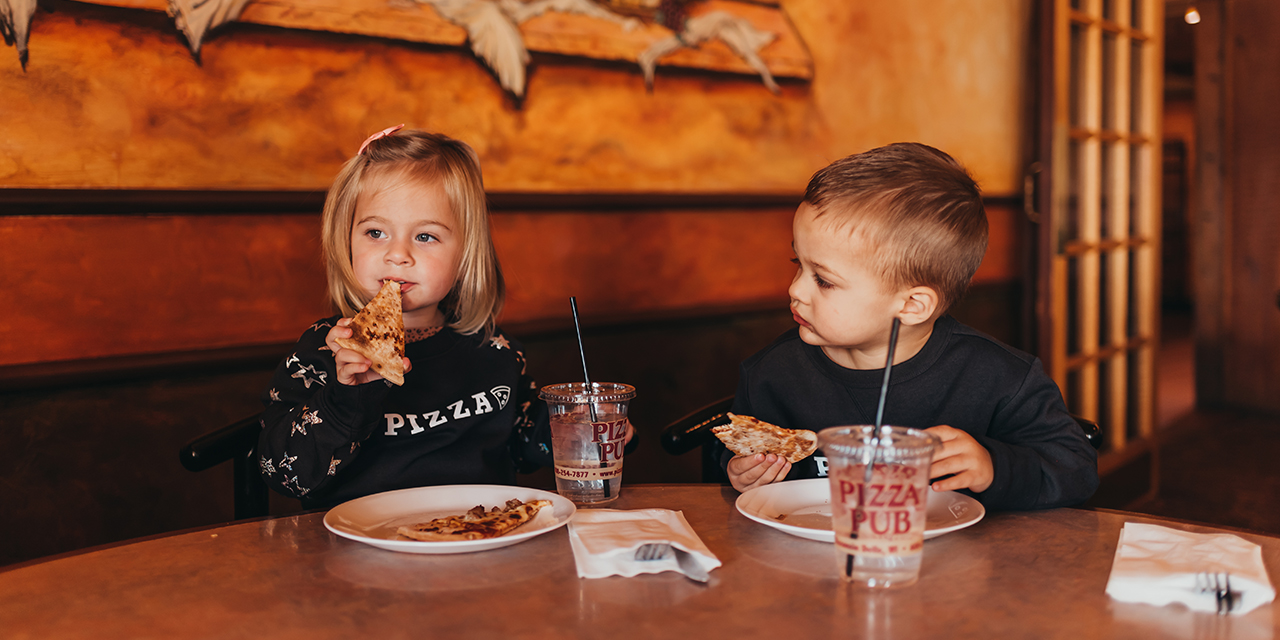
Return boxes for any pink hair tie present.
[358,124,405,155]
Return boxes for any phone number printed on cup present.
[554,462,624,481]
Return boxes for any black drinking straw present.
[848,317,902,578]
[570,297,609,498]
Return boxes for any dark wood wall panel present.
[0,202,1023,370]
[1224,0,1280,412]
[0,214,329,366]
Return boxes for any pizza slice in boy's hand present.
[334,279,405,385]
[711,413,818,463]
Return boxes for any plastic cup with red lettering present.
[818,425,940,588]
[539,382,635,506]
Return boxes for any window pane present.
[1071,25,1087,128]
[1099,251,1111,347]
[1127,249,1138,338]
[1071,0,1083,11]
[1129,143,1143,237]
[1101,142,1114,238]
[1067,140,1082,241]
[1130,0,1143,30]
[1130,40,1144,134]
[1067,368,1084,416]
[1126,350,1141,440]
[1103,33,1118,132]
[1068,256,1081,356]
[1098,358,1113,442]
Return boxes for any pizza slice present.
[334,279,405,385]
[396,499,553,541]
[711,413,818,464]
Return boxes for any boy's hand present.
[727,454,791,492]
[924,425,993,493]
[326,319,412,386]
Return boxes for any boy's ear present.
[897,286,939,326]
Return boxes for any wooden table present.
[3,484,1278,639]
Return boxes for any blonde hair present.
[804,142,988,314]
[321,129,504,339]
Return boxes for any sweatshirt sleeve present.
[508,338,553,473]
[973,358,1100,510]
[257,319,391,500]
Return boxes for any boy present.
[722,143,1098,510]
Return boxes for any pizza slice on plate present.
[711,413,818,463]
[396,499,553,541]
[334,279,405,385]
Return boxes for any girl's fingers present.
[326,326,353,352]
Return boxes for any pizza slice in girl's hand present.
[711,413,818,464]
[334,279,405,385]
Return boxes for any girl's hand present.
[326,318,412,386]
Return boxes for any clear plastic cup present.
[818,425,940,588]
[539,382,635,506]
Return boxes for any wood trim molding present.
[0,343,295,392]
[0,189,804,216]
[0,189,1023,216]
[0,299,791,392]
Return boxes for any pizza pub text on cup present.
[539,383,636,506]
[818,425,941,588]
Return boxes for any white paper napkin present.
[1106,522,1276,614]
[567,509,721,579]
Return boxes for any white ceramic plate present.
[323,484,576,554]
[735,478,984,542]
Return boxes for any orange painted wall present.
[1,1,1029,193]
[0,1,1031,368]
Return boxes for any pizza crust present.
[334,279,406,385]
[711,413,818,464]
[396,499,552,541]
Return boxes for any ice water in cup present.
[818,426,939,588]
[540,383,635,506]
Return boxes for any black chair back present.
[179,413,269,519]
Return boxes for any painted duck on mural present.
[0,0,36,69]
[415,0,644,98]
[419,0,780,96]
[4,0,784,96]
[168,0,255,60]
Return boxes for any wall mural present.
[2,0,811,99]
[0,0,37,68]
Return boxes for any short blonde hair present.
[804,143,988,314]
[321,129,504,339]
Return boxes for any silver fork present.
[634,543,673,561]
[633,543,709,582]
[1196,572,1237,615]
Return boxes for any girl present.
[257,125,552,509]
